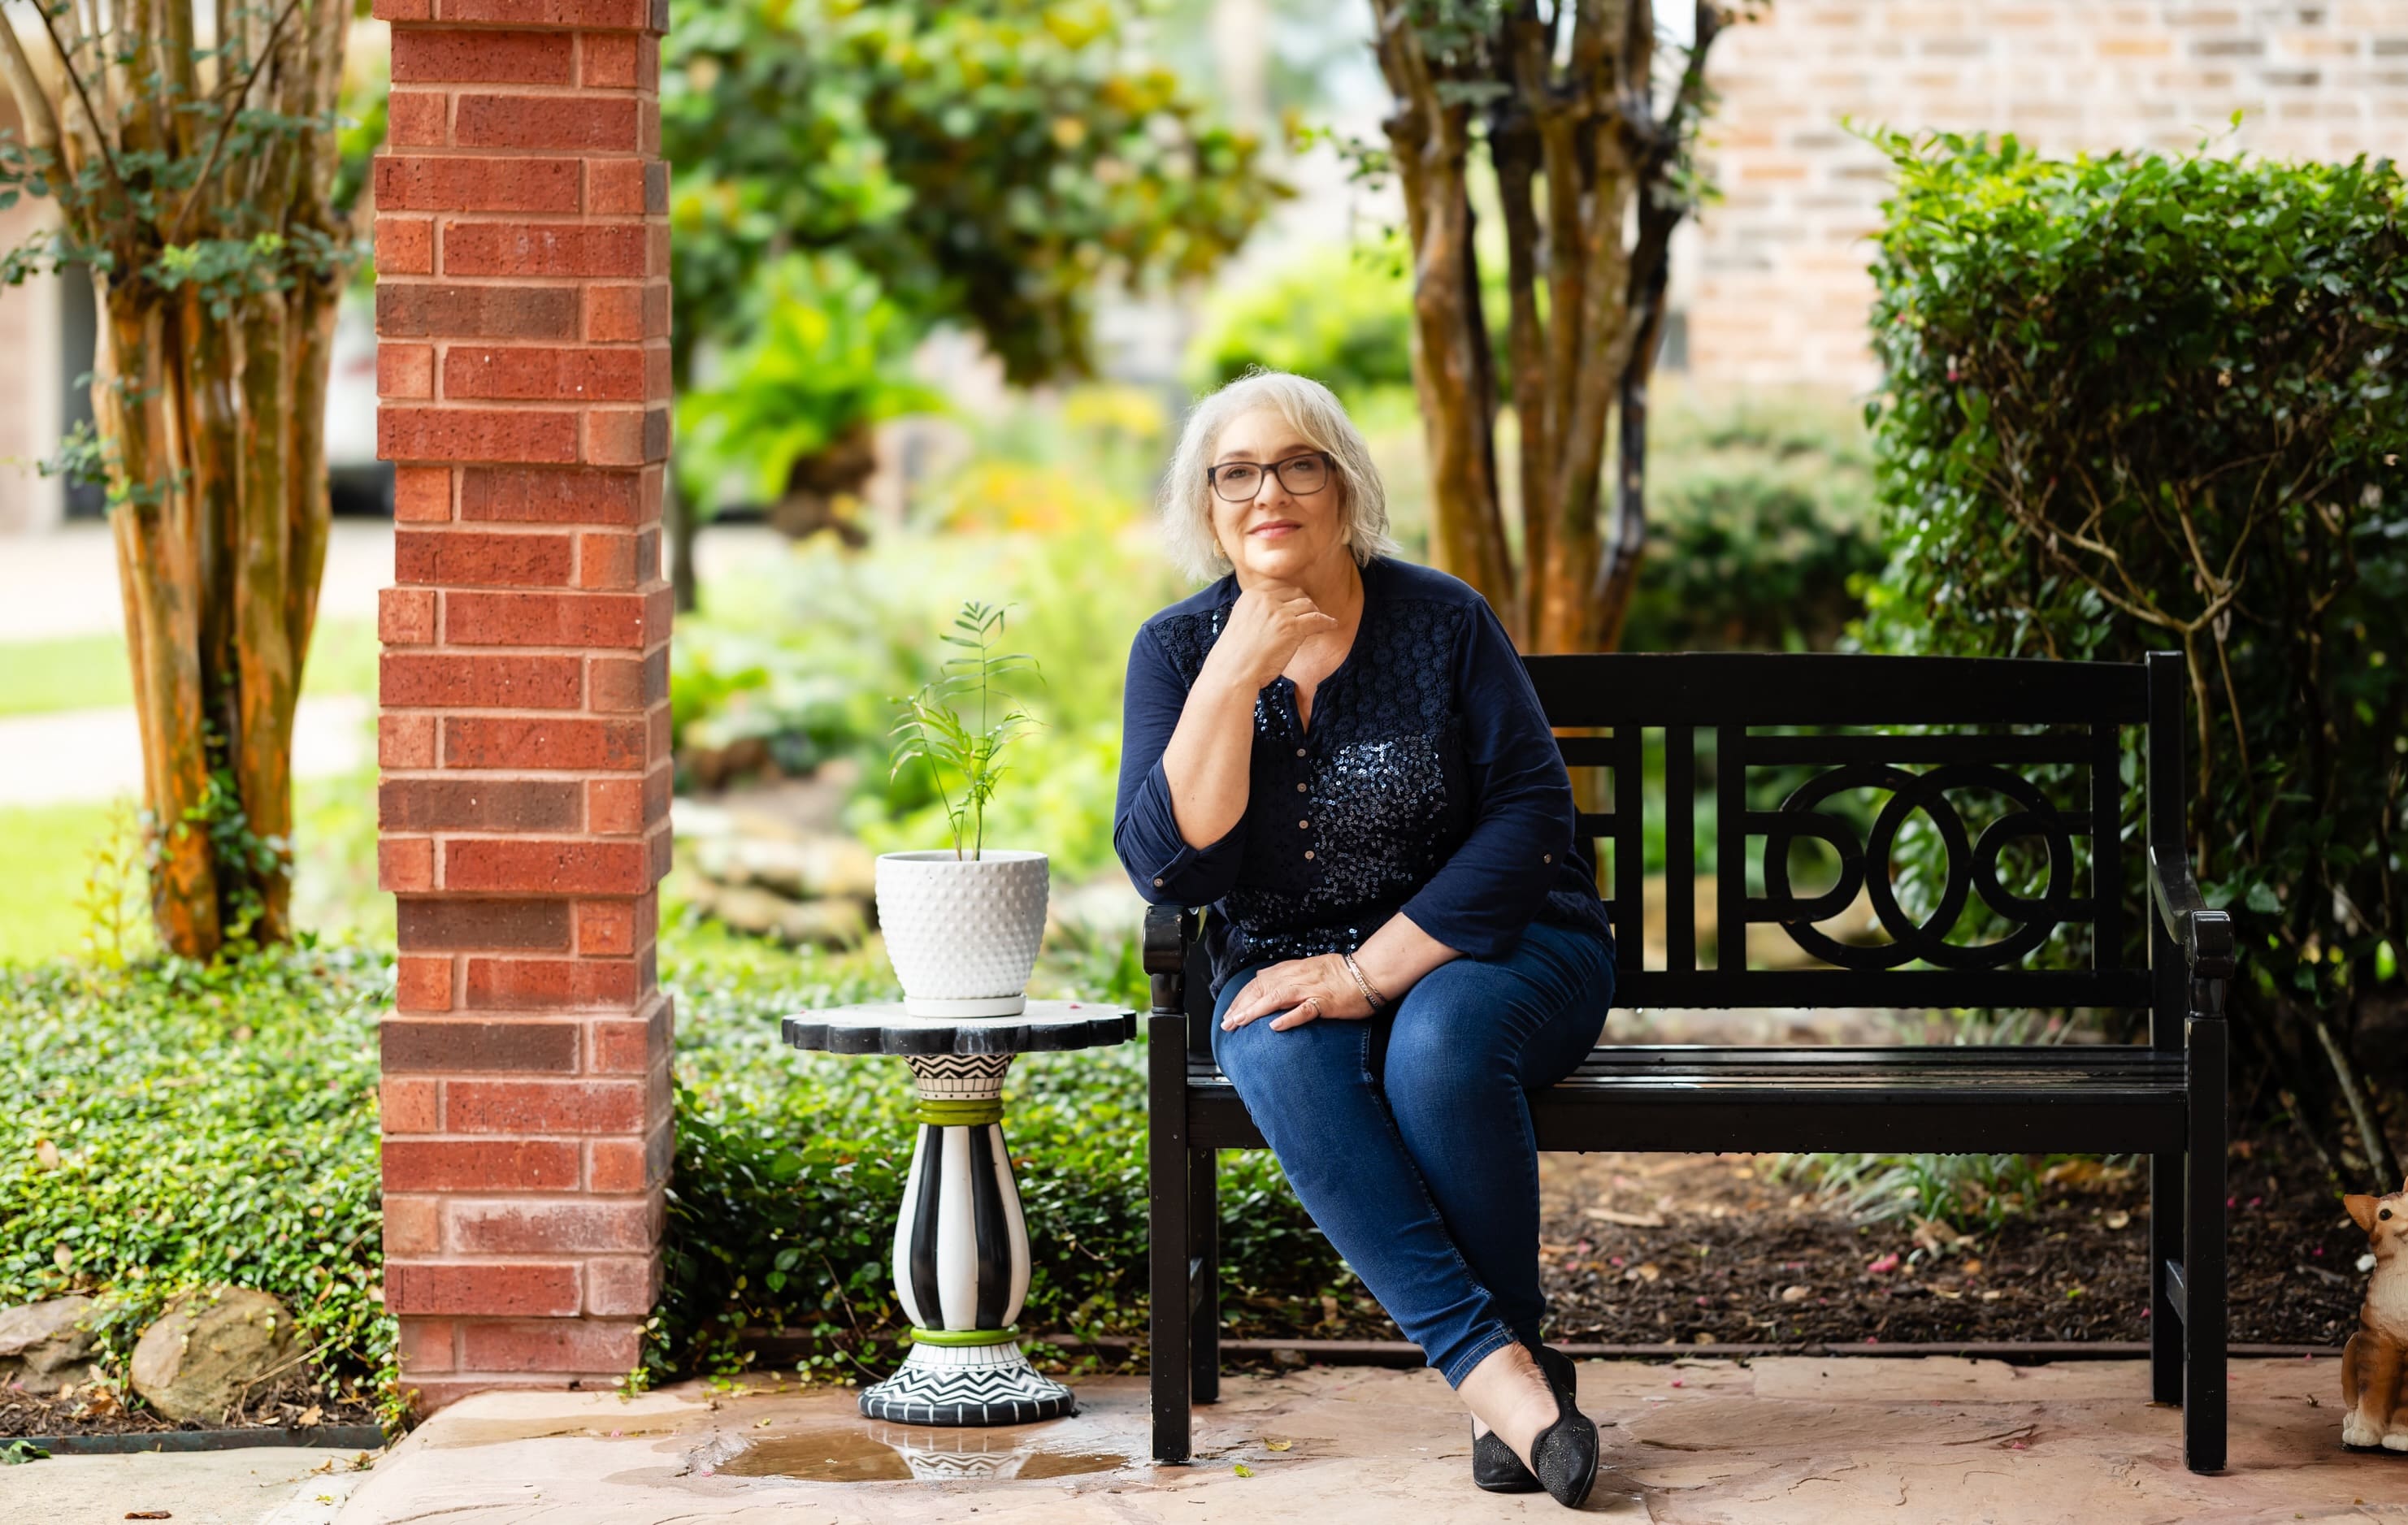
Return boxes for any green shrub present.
[1185,232,1422,401]
[1621,391,1886,653]
[1857,131,2406,1099]
[673,515,1184,884]
[674,253,948,520]
[0,945,396,1425]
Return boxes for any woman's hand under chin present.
[1204,578,1341,695]
[1220,953,1373,1032]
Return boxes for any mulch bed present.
[1216,1123,2373,1354]
[0,1370,381,1441]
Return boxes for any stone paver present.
[334,1356,2405,1524]
[0,1445,372,1525]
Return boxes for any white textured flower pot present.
[874,850,1050,1018]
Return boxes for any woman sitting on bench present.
[1113,368,1619,1509]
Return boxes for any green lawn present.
[0,762,387,966]
[0,618,380,717]
[0,800,128,963]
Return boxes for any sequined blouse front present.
[1113,555,1613,1001]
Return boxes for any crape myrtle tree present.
[660,0,1286,610]
[1,0,353,959]
[1368,0,1750,653]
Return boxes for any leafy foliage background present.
[1857,128,2407,1171]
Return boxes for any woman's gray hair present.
[1156,368,1402,584]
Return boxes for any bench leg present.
[2149,1149,2183,1406]
[2183,1013,2228,1474]
[1191,1147,1220,1406]
[1148,1012,1192,1464]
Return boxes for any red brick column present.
[371,0,674,1412]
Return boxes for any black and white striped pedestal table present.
[779,1000,1135,1426]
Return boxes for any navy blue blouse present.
[1113,554,1613,1001]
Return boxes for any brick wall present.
[370,0,674,1413]
[1681,0,2408,390]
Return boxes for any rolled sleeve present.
[1396,597,1577,957]
[1114,624,1247,907]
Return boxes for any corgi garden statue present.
[2341,1176,2408,1451]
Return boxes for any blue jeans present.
[1208,920,1615,1387]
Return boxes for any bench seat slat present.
[1190,1045,2185,1079]
[1183,1042,2189,1153]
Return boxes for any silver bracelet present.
[1340,951,1387,1012]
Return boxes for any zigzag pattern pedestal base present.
[858,1338,1077,1427]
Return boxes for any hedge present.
[1858,128,2406,1165]
[0,946,394,1423]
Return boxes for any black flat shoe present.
[1472,1419,1541,1493]
[1526,1342,1600,1509]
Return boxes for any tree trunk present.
[1376,3,1515,630]
[98,290,221,954]
[5,0,354,958]
[1372,0,1732,657]
[668,474,701,614]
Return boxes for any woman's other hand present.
[1221,953,1370,1032]
[1202,580,1342,695]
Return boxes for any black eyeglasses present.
[1208,451,1333,503]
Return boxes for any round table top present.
[780,999,1137,1056]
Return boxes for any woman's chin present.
[1236,538,1331,578]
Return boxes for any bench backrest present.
[1526,648,2188,1016]
[1181,649,2193,1049]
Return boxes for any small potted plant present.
[879,600,1050,1017]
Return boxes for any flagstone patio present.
[331,1353,2401,1523]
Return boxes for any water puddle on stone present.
[716,1422,1128,1482]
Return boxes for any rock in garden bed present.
[0,1296,103,1397]
[1,1285,380,1439]
[674,779,878,950]
[130,1286,302,1425]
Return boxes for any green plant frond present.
[885,599,1049,857]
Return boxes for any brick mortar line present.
[377,665,675,678]
[373,275,670,290]
[380,399,667,410]
[382,13,663,26]
[376,151,657,165]
[397,153,666,172]
[381,1006,666,1016]
[374,761,674,776]
[377,224,670,240]
[388,829,668,837]
[388,706,674,721]
[380,631,675,645]
[375,650,679,660]
[393,340,673,350]
[378,767,674,779]
[405,1190,666,1200]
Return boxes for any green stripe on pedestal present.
[916,1098,1004,1126]
[909,1324,1020,1348]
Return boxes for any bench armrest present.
[1145,903,1197,1017]
[2148,843,2237,986]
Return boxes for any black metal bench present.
[1144,650,2237,1474]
